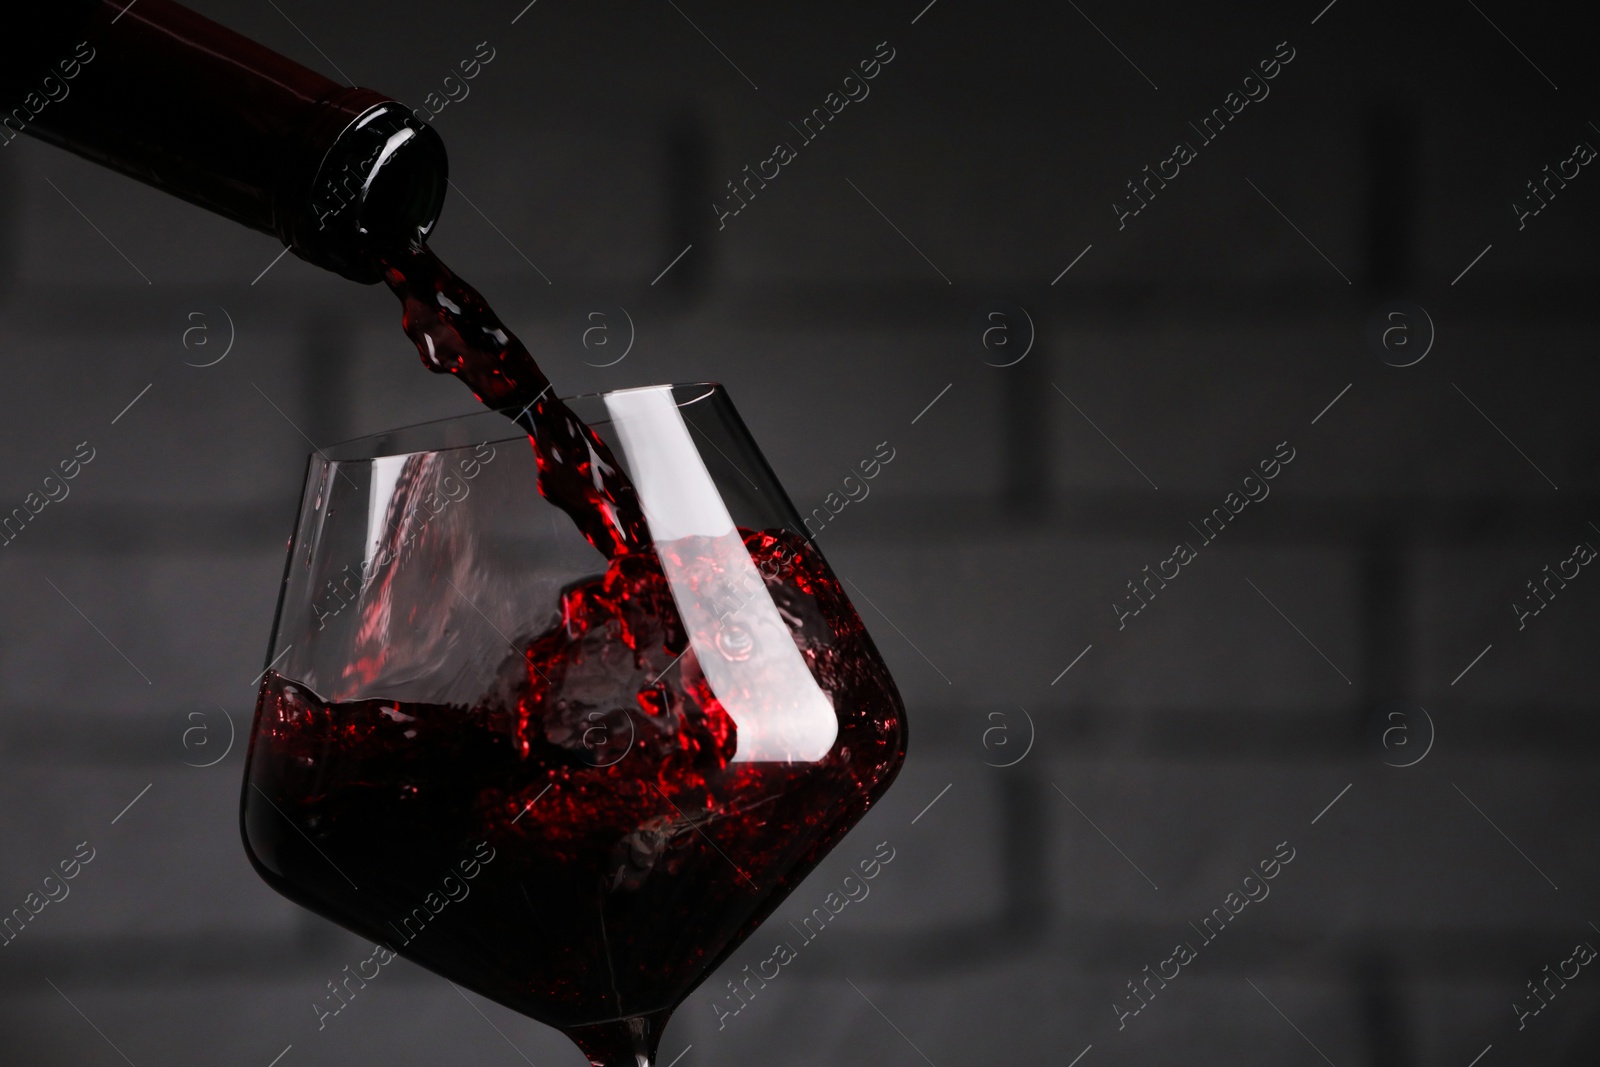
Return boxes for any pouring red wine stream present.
[378,246,652,559]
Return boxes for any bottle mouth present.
[298,102,449,282]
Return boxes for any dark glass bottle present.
[5,0,447,282]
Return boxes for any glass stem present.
[565,1011,671,1067]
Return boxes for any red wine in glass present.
[242,247,909,1066]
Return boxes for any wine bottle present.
[6,0,447,283]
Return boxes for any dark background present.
[3,0,1600,1064]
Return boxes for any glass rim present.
[319,381,726,462]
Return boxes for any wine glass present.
[239,383,908,1066]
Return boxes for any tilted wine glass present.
[241,384,908,1066]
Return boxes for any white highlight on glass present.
[605,386,838,763]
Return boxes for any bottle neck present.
[12,0,446,282]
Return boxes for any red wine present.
[245,240,907,1063]
[243,528,905,1028]
[378,246,649,559]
